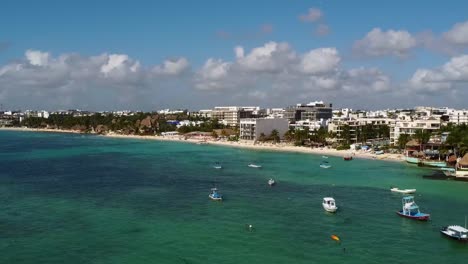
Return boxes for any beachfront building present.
[289,119,328,131]
[328,117,394,145]
[239,118,289,141]
[390,118,441,145]
[284,101,333,122]
[211,106,264,127]
[447,109,468,125]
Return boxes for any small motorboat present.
[390,187,416,194]
[344,156,353,161]
[213,162,222,169]
[268,178,276,186]
[209,188,223,201]
[440,225,468,242]
[396,196,430,221]
[248,164,262,168]
[322,197,338,213]
[322,156,329,159]
[375,150,384,155]
[320,161,331,169]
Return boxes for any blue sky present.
[1,0,468,110]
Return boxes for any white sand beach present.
[0,127,405,162]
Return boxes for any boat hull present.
[405,156,420,164]
[344,157,353,161]
[440,230,468,242]
[323,205,337,213]
[396,211,430,221]
[390,188,416,194]
[209,195,222,201]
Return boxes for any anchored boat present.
[390,187,416,194]
[213,162,222,169]
[209,188,223,201]
[248,164,262,168]
[268,178,276,186]
[322,197,338,213]
[320,161,331,169]
[396,196,430,221]
[440,225,468,242]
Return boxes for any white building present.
[391,118,441,145]
[240,118,289,141]
[266,108,285,118]
[290,119,328,131]
[211,106,262,127]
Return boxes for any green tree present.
[413,129,431,150]
[258,133,267,142]
[397,133,411,150]
[269,129,280,143]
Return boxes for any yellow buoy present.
[331,235,340,242]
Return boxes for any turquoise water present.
[0,131,467,264]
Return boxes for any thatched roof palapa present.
[405,139,420,147]
[459,153,468,166]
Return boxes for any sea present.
[0,130,467,264]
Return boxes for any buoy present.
[331,234,340,242]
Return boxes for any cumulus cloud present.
[0,50,191,109]
[443,21,468,45]
[193,41,397,108]
[409,54,468,92]
[25,50,50,66]
[237,42,296,72]
[300,48,340,74]
[353,28,417,58]
[153,57,190,75]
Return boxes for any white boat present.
[320,161,331,169]
[213,162,222,169]
[322,156,328,159]
[440,225,468,242]
[268,178,276,186]
[390,187,416,194]
[248,164,262,168]
[322,197,338,213]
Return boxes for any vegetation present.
[443,124,468,156]
[397,133,411,150]
[20,112,230,136]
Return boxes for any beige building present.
[390,118,441,145]
[240,118,289,141]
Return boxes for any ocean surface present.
[0,131,467,264]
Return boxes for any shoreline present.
[0,127,405,162]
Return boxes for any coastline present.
[1,126,405,162]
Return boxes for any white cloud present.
[300,48,340,74]
[25,50,50,66]
[299,8,323,22]
[353,28,417,58]
[234,46,244,59]
[100,54,130,74]
[153,57,189,75]
[443,21,468,45]
[0,50,190,109]
[237,41,296,72]
[409,54,468,91]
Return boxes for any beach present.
[0,127,405,162]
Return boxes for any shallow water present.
[0,131,467,264]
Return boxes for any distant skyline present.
[1,0,468,110]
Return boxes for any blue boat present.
[396,196,430,221]
[209,188,223,201]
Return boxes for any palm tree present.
[397,133,411,150]
[413,129,431,151]
[270,129,280,143]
